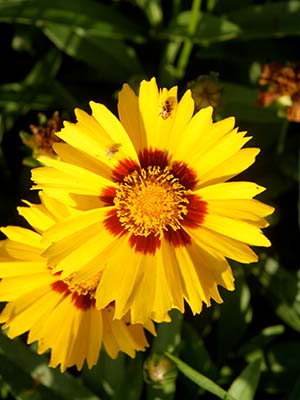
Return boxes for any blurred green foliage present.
[1,0,300,399]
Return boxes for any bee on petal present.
[160,97,176,120]
[105,143,121,159]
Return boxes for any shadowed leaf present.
[228,359,262,400]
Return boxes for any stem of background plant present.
[171,0,181,19]
[277,119,289,155]
[206,0,216,12]
[298,148,300,230]
[176,0,202,80]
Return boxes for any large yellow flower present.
[31,78,274,324]
[0,194,154,372]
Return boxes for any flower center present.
[63,272,102,299]
[114,166,189,238]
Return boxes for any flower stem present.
[206,0,216,12]
[176,0,202,79]
[277,119,289,155]
[298,148,300,229]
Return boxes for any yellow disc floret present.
[114,166,189,239]
[64,272,102,299]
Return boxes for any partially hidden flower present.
[0,193,154,372]
[31,78,274,324]
[144,353,177,388]
[258,62,300,122]
[187,72,223,112]
[20,111,63,166]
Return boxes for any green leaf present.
[0,50,77,147]
[221,82,279,123]
[228,359,262,400]
[215,0,252,13]
[24,47,62,85]
[263,341,300,393]
[22,48,78,109]
[0,0,144,83]
[135,0,163,27]
[25,49,78,108]
[0,331,100,400]
[289,374,300,400]
[179,322,218,400]
[0,83,56,111]
[42,23,142,82]
[0,47,77,114]
[158,41,182,86]
[165,353,236,400]
[151,309,183,354]
[227,1,300,40]
[120,355,144,400]
[253,258,300,332]
[216,267,252,362]
[83,350,125,399]
[162,11,240,44]
[237,325,285,358]
[83,350,144,400]
[0,0,144,42]
[0,353,61,400]
[181,321,218,379]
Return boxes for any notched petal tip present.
[89,100,103,114]
[140,77,158,92]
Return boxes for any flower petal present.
[174,106,214,161]
[0,261,46,277]
[90,101,138,163]
[192,129,252,179]
[196,181,266,199]
[202,213,271,246]
[33,158,115,196]
[188,226,258,264]
[53,142,112,180]
[1,226,42,248]
[118,83,147,151]
[198,148,260,186]
[206,199,274,221]
[96,238,143,320]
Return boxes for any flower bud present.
[187,72,223,112]
[20,111,63,166]
[143,354,177,388]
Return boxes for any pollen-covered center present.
[64,272,102,299]
[114,166,189,238]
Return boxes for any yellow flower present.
[0,193,154,372]
[31,78,274,324]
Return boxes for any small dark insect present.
[160,97,176,120]
[105,143,121,159]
